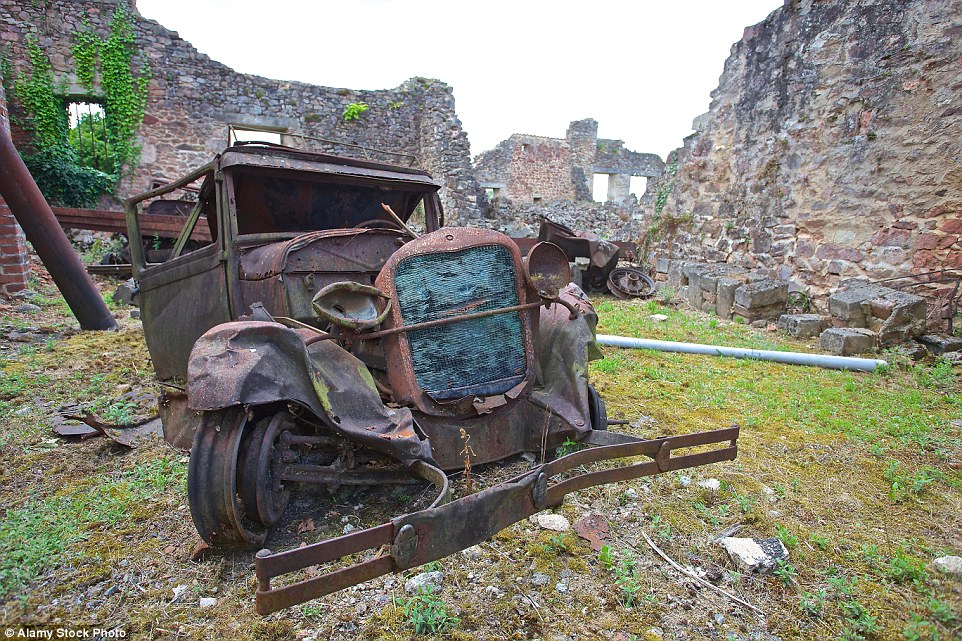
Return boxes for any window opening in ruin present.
[532,194,543,203]
[66,100,111,173]
[630,176,648,198]
[592,173,610,202]
[229,124,284,146]
[521,144,529,153]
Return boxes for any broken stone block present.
[827,281,926,345]
[916,334,962,356]
[733,301,788,323]
[819,327,877,355]
[733,280,789,310]
[716,278,743,319]
[777,314,829,339]
[717,537,789,574]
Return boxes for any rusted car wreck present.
[125,143,739,614]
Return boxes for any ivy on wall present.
[4,2,149,207]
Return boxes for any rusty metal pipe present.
[0,128,116,330]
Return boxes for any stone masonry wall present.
[0,65,30,295]
[0,0,482,222]
[474,118,664,206]
[650,0,962,296]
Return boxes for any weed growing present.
[395,587,459,635]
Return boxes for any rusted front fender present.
[187,321,435,466]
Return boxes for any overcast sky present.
[135,0,782,160]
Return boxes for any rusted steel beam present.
[0,205,212,242]
[0,128,116,330]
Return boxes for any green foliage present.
[8,2,149,206]
[14,37,69,150]
[614,553,641,607]
[20,145,114,208]
[775,524,798,549]
[598,544,614,571]
[396,587,459,635]
[79,2,150,174]
[653,157,678,216]
[342,101,369,121]
[799,588,826,617]
[557,438,584,456]
[773,559,796,586]
[884,547,928,585]
[67,110,112,172]
[840,599,879,639]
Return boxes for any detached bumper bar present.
[254,425,739,614]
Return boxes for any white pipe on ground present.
[596,335,887,372]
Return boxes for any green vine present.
[14,37,68,151]
[73,2,150,175]
[8,2,149,207]
[71,22,98,93]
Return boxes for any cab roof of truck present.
[218,143,442,190]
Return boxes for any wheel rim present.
[187,407,267,547]
[238,413,292,527]
[607,267,655,299]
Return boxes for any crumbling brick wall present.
[474,119,664,206]
[0,0,482,222]
[0,65,30,295]
[650,0,962,296]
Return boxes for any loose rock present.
[405,571,443,594]
[933,555,962,575]
[199,597,217,607]
[530,573,549,586]
[697,478,721,491]
[16,303,41,313]
[718,537,789,574]
[536,513,570,532]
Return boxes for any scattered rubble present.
[535,513,571,532]
[717,537,789,574]
[917,334,962,356]
[819,328,877,356]
[933,555,962,576]
[404,571,443,595]
[777,313,828,339]
[827,281,926,346]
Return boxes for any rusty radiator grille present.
[394,244,526,400]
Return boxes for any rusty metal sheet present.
[187,320,435,466]
[573,514,611,552]
[219,146,441,186]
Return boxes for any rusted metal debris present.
[573,513,612,552]
[53,409,163,447]
[122,142,739,614]
[608,266,656,299]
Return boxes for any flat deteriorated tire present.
[237,412,292,527]
[587,384,608,431]
[188,407,267,548]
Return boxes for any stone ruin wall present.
[649,0,962,298]
[470,119,664,241]
[0,0,483,222]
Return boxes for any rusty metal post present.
[0,126,116,330]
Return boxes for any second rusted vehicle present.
[125,142,738,614]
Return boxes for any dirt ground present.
[0,262,960,640]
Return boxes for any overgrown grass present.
[0,456,185,596]
[591,297,962,639]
